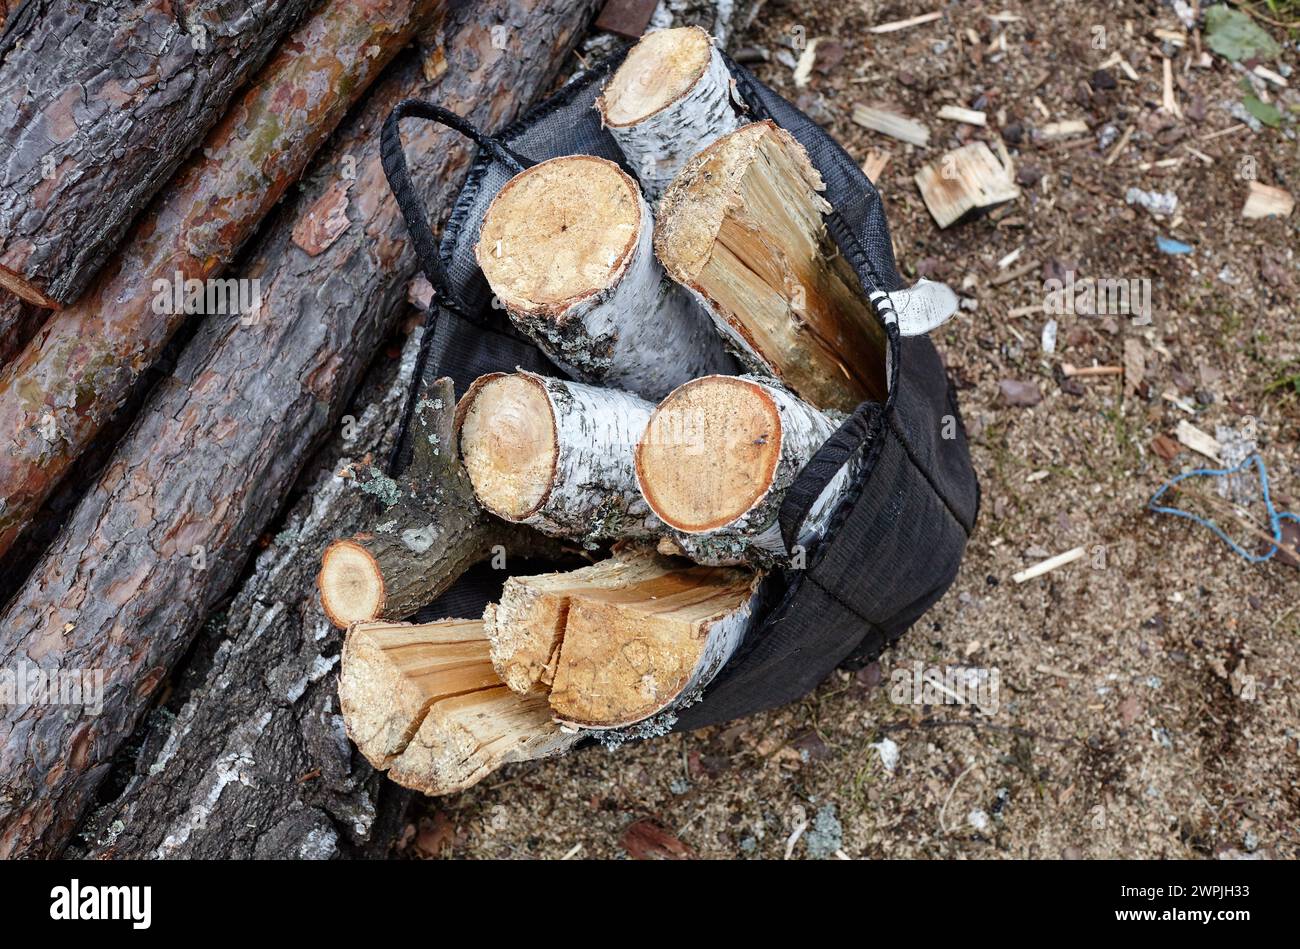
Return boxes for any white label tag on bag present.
[870,278,959,337]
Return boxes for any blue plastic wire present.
[1149,453,1299,563]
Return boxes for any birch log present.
[547,557,763,729]
[340,616,574,795]
[340,619,577,796]
[0,0,313,307]
[0,0,443,563]
[597,26,742,200]
[459,371,659,543]
[636,375,849,566]
[475,155,732,401]
[0,0,601,859]
[318,377,564,630]
[484,544,673,694]
[656,120,888,412]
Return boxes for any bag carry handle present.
[380,98,536,319]
[379,99,537,476]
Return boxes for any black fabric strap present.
[779,402,881,553]
[379,98,535,319]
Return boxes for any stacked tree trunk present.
[0,0,604,860]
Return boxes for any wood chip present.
[1061,363,1122,378]
[937,104,987,126]
[914,141,1019,228]
[1104,125,1134,165]
[1174,420,1221,462]
[1242,181,1295,220]
[852,104,930,146]
[861,149,891,184]
[1123,337,1145,397]
[1039,119,1089,141]
[868,11,942,33]
[1151,433,1181,461]
[1013,547,1085,584]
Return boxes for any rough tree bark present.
[597,26,742,200]
[655,120,888,411]
[316,377,558,631]
[0,296,42,368]
[0,0,442,563]
[636,374,848,566]
[458,371,659,543]
[0,0,312,307]
[475,155,732,401]
[0,0,602,859]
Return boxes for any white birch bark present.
[459,371,662,544]
[598,29,743,201]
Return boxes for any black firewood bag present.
[379,47,979,731]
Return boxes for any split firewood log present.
[483,543,675,693]
[0,0,599,859]
[597,26,742,200]
[545,553,764,729]
[458,371,659,543]
[0,0,443,563]
[475,154,732,401]
[636,374,849,566]
[340,619,576,795]
[656,120,888,412]
[0,0,313,308]
[318,377,566,630]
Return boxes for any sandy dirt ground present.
[401,0,1300,860]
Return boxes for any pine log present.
[597,26,742,200]
[0,0,602,859]
[636,374,846,565]
[484,543,672,693]
[459,371,659,542]
[547,556,763,729]
[656,121,888,412]
[76,325,431,860]
[341,619,576,795]
[475,155,732,401]
[0,0,442,564]
[0,0,313,308]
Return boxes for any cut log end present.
[548,562,761,728]
[318,539,385,627]
[339,619,575,795]
[459,373,557,520]
[338,619,495,769]
[637,375,781,533]
[476,155,642,315]
[598,26,714,127]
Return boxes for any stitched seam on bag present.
[887,411,974,537]
[809,574,876,627]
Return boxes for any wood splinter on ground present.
[485,545,764,729]
[476,154,731,402]
[339,619,576,795]
[914,141,1020,229]
[656,120,888,411]
[597,25,743,201]
[636,374,847,566]
[318,376,557,629]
